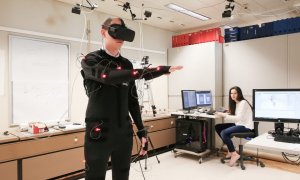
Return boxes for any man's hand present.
[139,137,148,156]
[169,66,183,72]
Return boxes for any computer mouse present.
[58,124,66,129]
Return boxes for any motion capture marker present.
[132,70,139,76]
[101,73,107,78]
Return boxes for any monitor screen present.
[196,90,212,107]
[181,90,197,111]
[253,89,300,123]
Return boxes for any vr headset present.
[103,24,135,42]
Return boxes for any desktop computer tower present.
[175,118,208,153]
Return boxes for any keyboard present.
[274,135,300,144]
[206,109,216,115]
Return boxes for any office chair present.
[221,121,265,170]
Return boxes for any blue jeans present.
[215,123,252,152]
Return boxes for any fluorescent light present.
[165,3,210,21]
[223,25,233,29]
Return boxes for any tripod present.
[132,132,160,170]
[140,81,157,117]
[144,135,160,170]
[138,56,157,117]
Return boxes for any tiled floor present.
[79,151,300,180]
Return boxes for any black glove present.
[143,141,148,151]
[136,129,148,151]
[136,128,147,139]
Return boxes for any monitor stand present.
[183,108,193,114]
[274,122,284,134]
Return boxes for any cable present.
[70,7,96,123]
[131,132,146,180]
[282,152,300,165]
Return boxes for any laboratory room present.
[0,0,300,180]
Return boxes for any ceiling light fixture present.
[165,3,210,21]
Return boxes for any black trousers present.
[84,122,133,180]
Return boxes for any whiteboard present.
[10,36,69,124]
[0,51,3,96]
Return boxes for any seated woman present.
[215,86,253,166]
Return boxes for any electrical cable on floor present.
[282,152,300,165]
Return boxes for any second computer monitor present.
[196,90,212,107]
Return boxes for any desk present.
[171,112,219,163]
[0,133,19,144]
[0,116,175,180]
[0,125,86,180]
[245,133,300,154]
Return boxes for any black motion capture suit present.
[81,49,170,180]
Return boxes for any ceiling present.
[57,0,300,32]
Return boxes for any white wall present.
[0,0,173,130]
[167,42,223,111]
[223,33,300,152]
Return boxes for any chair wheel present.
[260,162,265,167]
[215,148,220,157]
[198,158,203,164]
[241,165,246,170]
[221,158,225,164]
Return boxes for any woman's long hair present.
[228,86,246,115]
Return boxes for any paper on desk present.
[60,124,85,131]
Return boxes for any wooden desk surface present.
[0,115,171,144]
[0,124,85,143]
[0,133,19,144]
[142,114,173,121]
[171,111,219,119]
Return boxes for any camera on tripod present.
[141,56,149,66]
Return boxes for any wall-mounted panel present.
[0,161,17,180]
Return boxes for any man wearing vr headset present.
[81,17,182,180]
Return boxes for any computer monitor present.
[196,90,212,108]
[253,89,300,123]
[181,90,197,113]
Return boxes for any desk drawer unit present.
[0,160,18,180]
[22,147,84,180]
[131,117,176,155]
[145,118,176,132]
[148,128,176,149]
[0,132,84,162]
[133,117,176,132]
